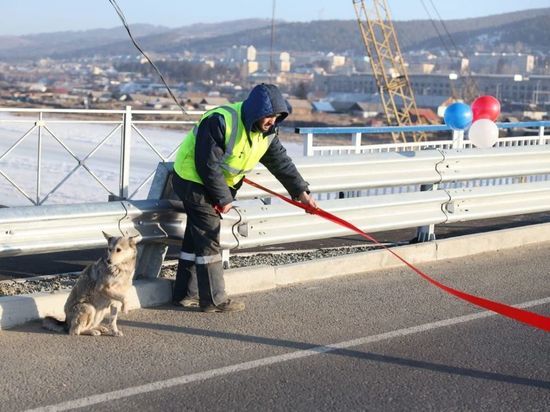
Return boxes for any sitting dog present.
[43,232,138,336]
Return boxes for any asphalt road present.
[1,240,549,411]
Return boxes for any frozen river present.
[0,112,304,206]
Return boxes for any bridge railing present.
[1,107,548,207]
[294,121,550,199]
[0,107,201,205]
[295,121,550,156]
[2,144,550,277]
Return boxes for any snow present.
[0,112,304,206]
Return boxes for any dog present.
[43,232,138,336]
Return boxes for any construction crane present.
[352,0,426,143]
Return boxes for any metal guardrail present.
[237,145,550,199]
[2,145,550,266]
[233,181,550,248]
[0,199,185,257]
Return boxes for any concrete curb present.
[2,222,550,330]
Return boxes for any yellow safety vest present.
[174,102,275,188]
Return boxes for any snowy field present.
[0,112,304,207]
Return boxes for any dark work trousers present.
[172,174,229,306]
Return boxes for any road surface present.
[1,240,549,411]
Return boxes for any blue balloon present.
[444,102,473,131]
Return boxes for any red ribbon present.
[243,177,550,332]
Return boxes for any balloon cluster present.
[443,96,500,148]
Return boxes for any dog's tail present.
[42,316,68,333]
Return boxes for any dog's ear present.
[128,235,140,246]
[102,231,113,242]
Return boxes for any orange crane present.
[352,0,426,143]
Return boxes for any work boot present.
[173,295,200,308]
[200,299,245,313]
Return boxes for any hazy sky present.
[2,0,549,36]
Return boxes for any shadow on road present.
[120,315,550,390]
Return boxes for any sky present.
[1,0,549,36]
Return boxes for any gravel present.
[0,244,382,297]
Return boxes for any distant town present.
[1,43,548,126]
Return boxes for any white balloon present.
[468,119,499,148]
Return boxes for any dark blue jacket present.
[194,84,309,206]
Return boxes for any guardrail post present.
[415,183,437,242]
[222,249,230,269]
[304,133,314,157]
[119,105,132,199]
[539,126,545,145]
[452,129,464,149]
[352,132,362,154]
[133,164,173,279]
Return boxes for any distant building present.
[350,102,382,118]
[225,45,253,64]
[279,52,291,73]
[312,101,336,113]
[469,52,535,75]
[286,98,312,117]
[254,51,292,73]
[314,72,550,108]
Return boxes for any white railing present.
[0,107,202,205]
[294,122,550,198]
[1,107,549,207]
[296,122,550,156]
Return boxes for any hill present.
[0,19,274,60]
[1,9,548,60]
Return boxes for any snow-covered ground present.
[0,113,304,206]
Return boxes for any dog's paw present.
[96,325,110,334]
[112,330,124,337]
[90,329,102,336]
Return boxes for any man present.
[172,83,317,313]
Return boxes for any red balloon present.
[471,95,501,121]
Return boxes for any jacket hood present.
[241,84,292,132]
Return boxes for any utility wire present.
[425,0,480,95]
[107,0,186,114]
[428,0,465,59]
[419,0,454,59]
[108,0,244,248]
[269,0,276,83]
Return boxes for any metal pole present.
[415,183,437,242]
[304,132,314,157]
[36,112,43,205]
[452,129,464,149]
[119,105,132,199]
[353,132,362,153]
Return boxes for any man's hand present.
[214,203,233,214]
[296,192,318,214]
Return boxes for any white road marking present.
[26,297,550,412]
